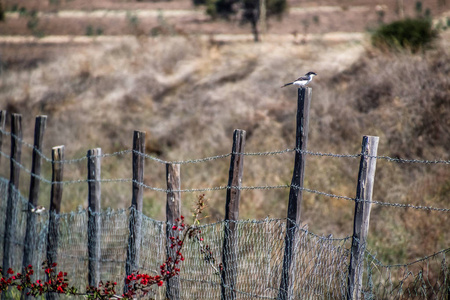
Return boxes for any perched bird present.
[281,72,317,88]
[23,205,46,214]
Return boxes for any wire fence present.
[1,128,449,213]
[1,178,449,299]
[1,126,450,299]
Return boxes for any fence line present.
[2,128,450,165]
[1,148,449,213]
[1,180,447,270]
[1,85,450,300]
[1,171,448,267]
[1,179,449,296]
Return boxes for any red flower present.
[57,286,64,293]
[172,225,177,230]
[7,268,14,274]
[157,280,163,286]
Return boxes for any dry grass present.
[1,0,449,36]
[0,33,449,266]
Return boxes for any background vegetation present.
[0,0,449,269]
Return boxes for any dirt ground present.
[1,0,449,36]
[1,0,448,71]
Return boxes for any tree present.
[0,0,5,22]
[194,0,287,42]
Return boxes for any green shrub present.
[371,18,438,52]
[86,25,103,36]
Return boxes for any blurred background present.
[0,0,449,265]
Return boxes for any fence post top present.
[87,148,102,154]
[362,135,380,140]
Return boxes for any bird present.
[281,72,317,88]
[22,205,46,214]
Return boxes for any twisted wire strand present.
[134,150,232,165]
[368,154,450,165]
[365,247,450,268]
[1,152,449,213]
[2,128,449,165]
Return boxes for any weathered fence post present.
[46,145,64,300]
[2,113,22,279]
[347,136,379,300]
[166,163,181,300]
[278,87,311,300]
[87,148,102,287]
[221,129,246,300]
[0,110,6,165]
[22,115,47,297]
[125,131,145,290]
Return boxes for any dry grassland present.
[0,0,449,266]
[1,32,449,265]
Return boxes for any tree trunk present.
[251,16,259,42]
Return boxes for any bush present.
[371,18,438,52]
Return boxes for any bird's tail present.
[281,82,293,88]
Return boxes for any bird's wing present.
[295,76,308,81]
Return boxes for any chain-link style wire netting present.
[1,177,450,299]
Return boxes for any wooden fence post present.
[221,129,246,300]
[22,115,47,291]
[347,136,379,300]
[125,131,145,289]
[87,148,102,287]
[46,145,64,300]
[0,110,6,165]
[166,163,181,300]
[278,87,311,300]
[2,113,22,280]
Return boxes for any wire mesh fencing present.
[1,177,449,299]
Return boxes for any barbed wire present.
[135,150,232,165]
[1,154,449,213]
[368,155,450,165]
[0,150,53,183]
[365,247,450,268]
[1,130,450,213]
[2,128,450,165]
[1,151,449,213]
